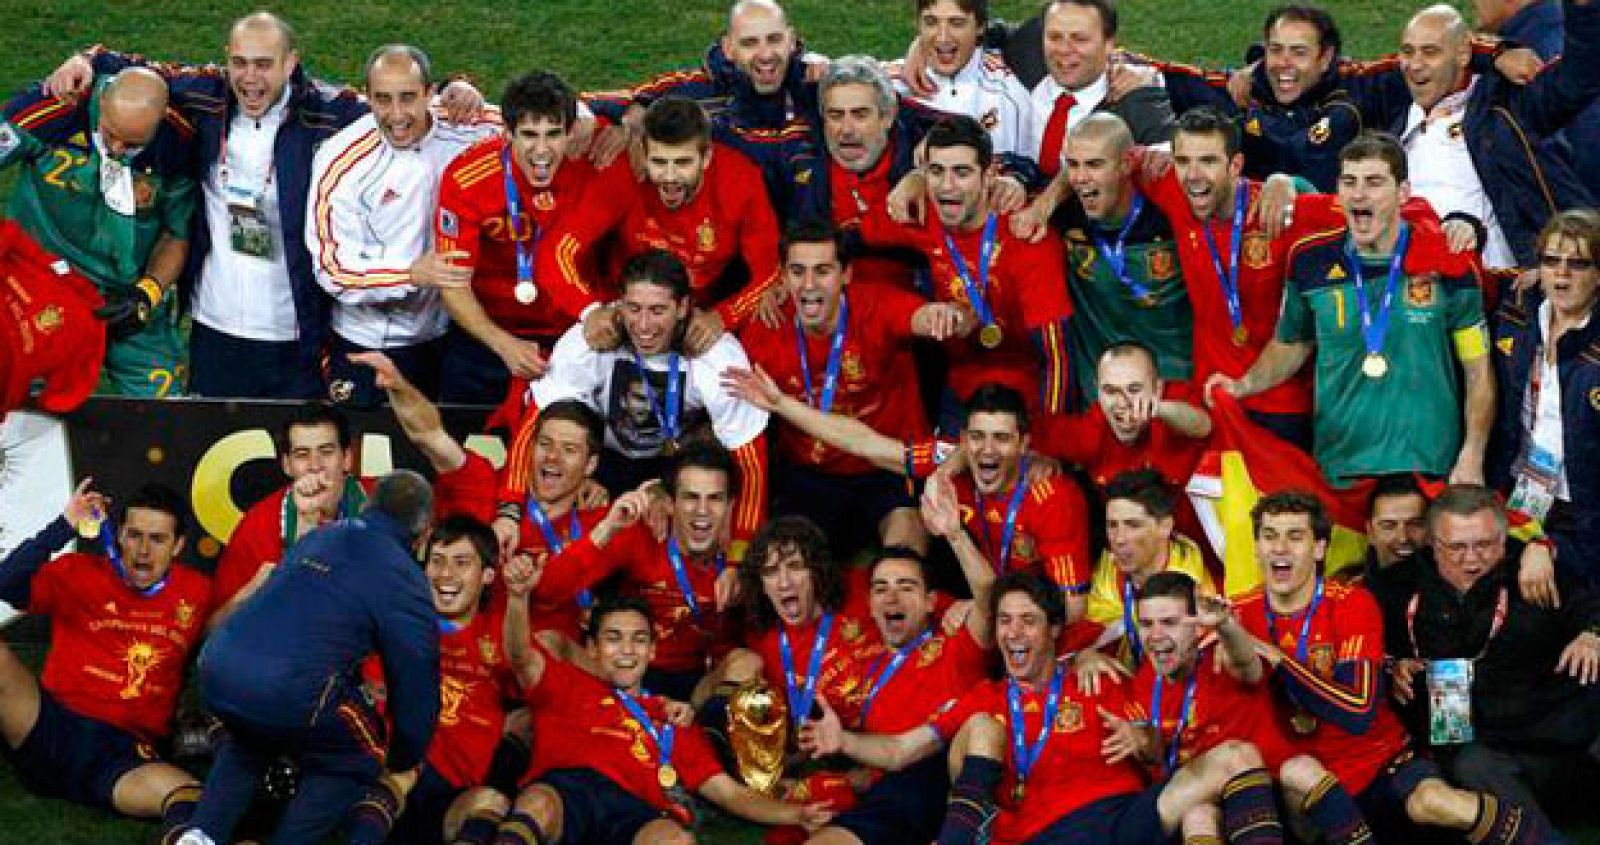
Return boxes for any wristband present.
[135,275,163,308]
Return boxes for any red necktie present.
[1037,91,1076,178]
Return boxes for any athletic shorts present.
[101,287,187,398]
[830,754,948,845]
[541,767,669,845]
[1026,784,1165,845]
[4,687,159,810]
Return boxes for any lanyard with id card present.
[1407,588,1506,745]
[220,128,276,260]
[1508,352,1563,522]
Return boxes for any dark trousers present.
[438,326,511,406]
[1447,741,1597,823]
[325,333,444,409]
[190,322,324,400]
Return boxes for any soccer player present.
[529,441,746,703]
[899,0,1034,159]
[1,67,195,397]
[739,218,964,555]
[1234,491,1562,843]
[435,71,632,404]
[211,403,367,616]
[0,481,210,829]
[1085,469,1214,664]
[499,249,770,557]
[801,571,1285,845]
[496,587,833,845]
[307,45,500,407]
[860,115,1073,418]
[1211,131,1495,487]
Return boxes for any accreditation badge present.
[224,172,275,259]
[1425,658,1475,745]
[1507,444,1561,522]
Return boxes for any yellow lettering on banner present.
[190,428,274,543]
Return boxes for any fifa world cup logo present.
[121,642,159,699]
[440,676,470,726]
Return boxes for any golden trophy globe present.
[728,678,788,796]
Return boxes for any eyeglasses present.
[1538,254,1596,272]
[1436,538,1499,557]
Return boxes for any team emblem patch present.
[533,191,555,212]
[1308,116,1331,145]
[0,122,18,159]
[438,208,459,238]
[917,637,944,667]
[1056,700,1084,732]
[1326,264,1347,281]
[1245,116,1262,136]
[1012,532,1036,561]
[980,108,1000,131]
[1589,387,1600,412]
[32,305,62,335]
[1496,336,1514,356]
[841,351,864,382]
[796,168,812,185]
[175,600,195,630]
[479,636,499,664]
[1405,273,1436,308]
[697,220,717,252]
[1309,644,1336,678]
[1146,247,1176,281]
[328,379,355,403]
[1448,123,1464,141]
[133,175,155,209]
[1243,234,1273,269]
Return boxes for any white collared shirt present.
[193,85,299,341]
[899,49,1034,157]
[1028,71,1109,166]
[1402,77,1515,270]
[1528,299,1587,499]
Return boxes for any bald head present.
[227,11,299,118]
[724,0,795,95]
[1065,113,1135,220]
[1070,112,1134,158]
[99,67,168,157]
[729,0,788,30]
[230,11,296,52]
[1400,3,1472,110]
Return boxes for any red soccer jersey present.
[1139,172,1311,416]
[931,673,1148,844]
[541,141,782,329]
[746,589,879,726]
[516,501,609,640]
[738,284,929,475]
[1235,582,1410,794]
[0,220,105,414]
[828,152,919,289]
[534,523,736,674]
[954,473,1091,594]
[861,206,1074,413]
[1033,406,1207,490]
[435,137,619,337]
[364,606,516,788]
[432,450,500,524]
[214,479,374,608]
[850,624,989,735]
[32,554,212,740]
[1127,643,1293,774]
[523,647,724,812]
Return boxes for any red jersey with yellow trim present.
[747,573,878,725]
[363,606,516,789]
[930,674,1148,844]
[850,624,988,734]
[522,647,724,810]
[1235,583,1410,793]
[0,220,105,415]
[1033,406,1206,490]
[540,141,782,329]
[1139,172,1311,416]
[435,136,620,336]
[953,473,1091,594]
[860,206,1073,412]
[431,450,501,525]
[533,523,737,674]
[827,152,920,289]
[738,283,929,475]
[214,478,377,609]
[32,554,212,740]
[515,501,609,641]
[1126,643,1293,773]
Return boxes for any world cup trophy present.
[727,677,787,795]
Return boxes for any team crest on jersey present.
[1146,247,1176,281]
[438,208,459,238]
[1243,234,1273,269]
[133,174,156,209]
[1308,116,1332,145]
[1496,336,1514,356]
[479,636,499,664]
[917,637,944,667]
[32,305,62,335]
[1589,387,1600,412]
[697,220,717,252]
[1448,123,1464,141]
[174,600,195,630]
[533,191,555,212]
[796,168,813,185]
[841,351,864,382]
[1245,116,1262,137]
[1405,273,1437,307]
[840,617,863,643]
[980,108,1000,131]
[1056,700,1084,732]
[1326,264,1347,281]
[1012,532,1036,560]
[328,379,355,403]
[1309,644,1336,678]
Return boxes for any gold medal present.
[1012,782,1026,803]
[1290,711,1319,735]
[1138,293,1158,308]
[979,323,1003,349]
[658,763,679,789]
[77,516,103,539]
[662,438,681,458]
[514,280,538,305]
[1361,352,1388,379]
[1232,325,1249,346]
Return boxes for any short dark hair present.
[925,115,994,171]
[918,0,989,25]
[742,515,845,631]
[1139,571,1199,614]
[1099,340,1158,374]
[1366,473,1425,514]
[989,570,1066,628]
[962,383,1029,432]
[277,403,352,457]
[1338,130,1407,183]
[664,437,741,499]
[1263,4,1341,56]
[536,399,606,457]
[780,217,850,266]
[371,469,434,540]
[1251,490,1332,543]
[502,70,578,132]
[117,483,189,539]
[1045,0,1118,37]
[1104,468,1177,519]
[620,249,692,300]
[428,514,497,570]
[867,545,928,584]
[1173,105,1241,159]
[643,97,711,150]
[585,593,655,643]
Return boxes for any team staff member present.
[0,482,210,831]
[740,219,963,555]
[1211,132,1494,487]
[306,45,500,407]
[1235,492,1559,844]
[182,471,440,845]
[435,71,632,405]
[900,0,1034,160]
[500,250,770,557]
[496,585,832,845]
[1,67,194,397]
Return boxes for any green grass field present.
[5,0,1597,842]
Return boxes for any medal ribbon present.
[666,536,724,625]
[793,294,850,413]
[630,351,684,447]
[1006,663,1065,797]
[98,514,169,597]
[528,500,589,608]
[1150,668,1199,774]
[942,213,999,331]
[1199,181,1248,332]
[437,616,465,634]
[857,628,934,728]
[976,457,1031,574]
[281,476,368,552]
[1266,576,1325,663]
[780,611,834,728]
[501,146,541,296]
[1345,225,1411,361]
[1121,575,1145,663]
[614,687,676,770]
[1091,195,1153,302]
